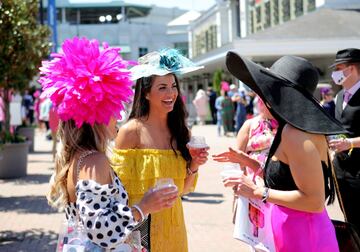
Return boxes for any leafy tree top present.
[0,0,51,91]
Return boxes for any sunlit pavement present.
[0,125,343,251]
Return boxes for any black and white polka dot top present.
[65,171,138,250]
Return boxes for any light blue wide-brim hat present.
[130,48,204,81]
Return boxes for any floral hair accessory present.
[39,37,133,128]
[130,48,203,80]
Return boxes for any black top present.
[263,123,335,204]
[334,88,360,180]
[265,159,332,199]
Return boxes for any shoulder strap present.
[263,122,285,186]
[328,150,348,222]
[76,150,97,183]
[264,123,285,168]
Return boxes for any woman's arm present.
[225,125,326,213]
[76,153,178,249]
[183,149,209,194]
[236,118,251,152]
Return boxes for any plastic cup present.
[220,163,243,179]
[187,136,209,156]
[327,134,346,142]
[327,134,346,151]
[155,178,177,191]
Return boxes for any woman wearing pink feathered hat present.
[41,37,178,251]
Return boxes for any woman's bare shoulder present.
[115,119,141,149]
[281,124,325,154]
[78,152,112,185]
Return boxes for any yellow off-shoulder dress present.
[112,149,197,252]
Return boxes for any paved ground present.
[0,125,343,252]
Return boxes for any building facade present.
[247,0,316,34]
[42,0,187,60]
[184,0,360,95]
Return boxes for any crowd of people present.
[191,81,258,137]
[0,88,58,137]
[37,36,360,252]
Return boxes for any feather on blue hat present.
[130,48,203,80]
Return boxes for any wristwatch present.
[261,187,270,203]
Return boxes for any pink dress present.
[271,205,338,252]
[265,129,339,251]
[243,117,278,251]
[246,117,278,177]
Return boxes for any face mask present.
[331,67,351,85]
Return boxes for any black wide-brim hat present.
[329,48,360,68]
[226,51,347,135]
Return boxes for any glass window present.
[174,42,188,57]
[264,1,271,28]
[42,8,62,24]
[256,6,262,24]
[250,10,255,34]
[65,7,122,25]
[282,0,291,22]
[139,47,148,57]
[307,0,316,12]
[295,0,304,17]
[211,25,217,50]
[273,0,279,25]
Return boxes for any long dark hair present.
[128,75,191,163]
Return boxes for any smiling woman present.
[111,49,208,252]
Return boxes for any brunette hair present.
[128,74,191,163]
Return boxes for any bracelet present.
[186,167,198,176]
[132,205,147,222]
[261,187,270,203]
[348,139,354,156]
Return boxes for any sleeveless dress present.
[264,130,339,252]
[246,117,278,173]
[112,149,196,252]
[65,151,138,251]
[240,117,278,251]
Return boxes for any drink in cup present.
[187,136,209,156]
[327,134,347,151]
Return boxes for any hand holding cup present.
[187,136,209,166]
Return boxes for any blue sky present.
[69,0,216,11]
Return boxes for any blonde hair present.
[47,120,110,208]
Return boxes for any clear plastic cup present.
[155,178,177,191]
[327,134,346,151]
[187,136,209,156]
[327,134,346,142]
[220,163,243,179]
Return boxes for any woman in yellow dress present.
[112,49,209,252]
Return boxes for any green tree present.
[212,69,223,95]
[0,0,51,142]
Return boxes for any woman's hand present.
[329,138,352,153]
[223,175,262,200]
[138,186,179,216]
[212,147,258,168]
[187,145,209,167]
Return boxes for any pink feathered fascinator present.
[39,37,133,128]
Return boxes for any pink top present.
[49,107,59,133]
[0,96,4,122]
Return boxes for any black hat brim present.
[226,51,347,135]
[329,59,360,69]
